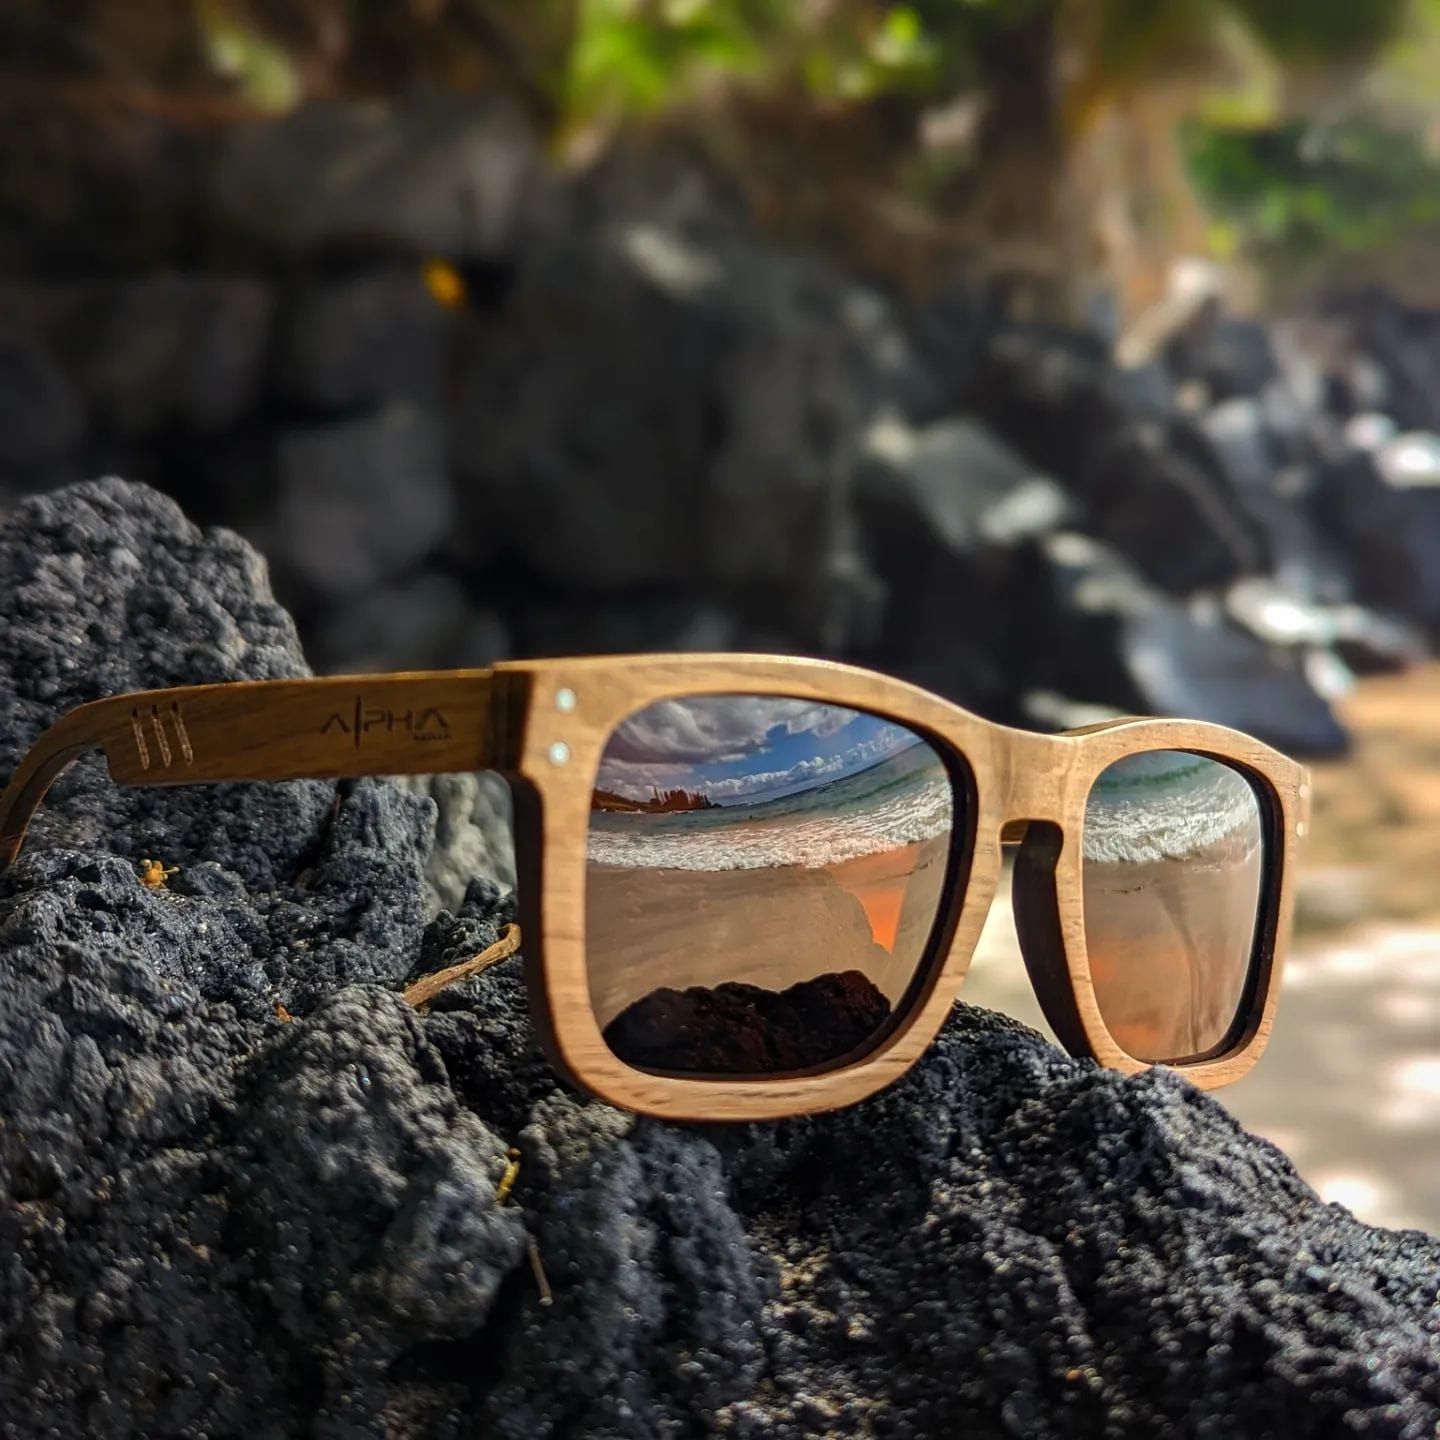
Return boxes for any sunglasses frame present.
[0,653,1310,1121]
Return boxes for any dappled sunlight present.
[958,876,1440,1234]
[1229,923,1440,1232]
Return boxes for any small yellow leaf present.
[422,259,467,311]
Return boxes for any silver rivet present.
[548,741,570,766]
[555,687,577,713]
[1296,821,1307,837]
[1298,781,1311,798]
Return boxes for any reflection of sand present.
[585,835,949,1029]
[833,841,920,949]
[1084,835,1263,1063]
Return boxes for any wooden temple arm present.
[0,671,513,874]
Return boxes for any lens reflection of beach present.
[586,832,950,1073]
[1084,830,1264,1064]
[1081,751,1265,1065]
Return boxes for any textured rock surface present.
[2,480,1439,1439]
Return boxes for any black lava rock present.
[2,481,1437,1439]
[1076,416,1271,593]
[274,267,451,414]
[0,333,86,472]
[970,326,1271,593]
[266,403,456,607]
[855,414,1069,712]
[1165,309,1280,402]
[71,276,275,438]
[450,223,730,595]
[213,94,541,263]
[1017,532,1349,758]
[1314,448,1440,634]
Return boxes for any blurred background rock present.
[5,0,1440,1226]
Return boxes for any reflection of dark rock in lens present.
[586,695,958,1076]
[602,971,892,1075]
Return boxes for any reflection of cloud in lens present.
[597,708,917,802]
[604,697,852,766]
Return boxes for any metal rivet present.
[1296,821,1307,837]
[1298,781,1310,798]
[555,687,576,713]
[549,741,570,766]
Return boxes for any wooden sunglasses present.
[0,654,1310,1121]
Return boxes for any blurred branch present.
[0,74,266,125]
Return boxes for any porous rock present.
[1,480,1437,1437]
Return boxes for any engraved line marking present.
[170,704,194,763]
[150,707,172,767]
[130,711,151,771]
[353,695,361,750]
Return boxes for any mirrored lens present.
[1083,751,1266,1064]
[586,695,958,1077]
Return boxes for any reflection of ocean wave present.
[588,752,953,871]
[1083,751,1262,865]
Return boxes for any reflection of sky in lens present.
[596,697,919,805]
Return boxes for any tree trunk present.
[965,6,1096,322]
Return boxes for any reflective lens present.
[1083,751,1266,1064]
[586,696,958,1077]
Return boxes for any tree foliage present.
[6,0,1439,292]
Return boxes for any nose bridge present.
[989,726,1079,826]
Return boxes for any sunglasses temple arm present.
[0,671,516,875]
[0,730,95,873]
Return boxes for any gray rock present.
[398,772,517,913]
[1375,431,1440,490]
[0,479,1436,1437]
[970,326,1272,593]
[308,571,507,675]
[702,253,893,651]
[454,215,896,652]
[1165,310,1279,401]
[904,282,991,418]
[971,325,1157,479]
[1225,575,1335,648]
[215,94,540,261]
[1077,417,1271,593]
[854,415,1069,710]
[1020,532,1349,757]
[74,275,274,436]
[513,595,739,659]
[1328,603,1427,675]
[451,223,727,595]
[1330,290,1440,432]
[1315,449,1440,631]
[269,404,455,604]
[1120,600,1350,755]
[858,415,1070,554]
[1234,485,1354,609]
[1201,395,1275,491]
[0,333,86,470]
[275,267,450,413]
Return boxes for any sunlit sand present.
[586,833,949,1029]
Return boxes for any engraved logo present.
[320,698,452,746]
[131,703,195,772]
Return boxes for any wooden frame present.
[0,654,1310,1121]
